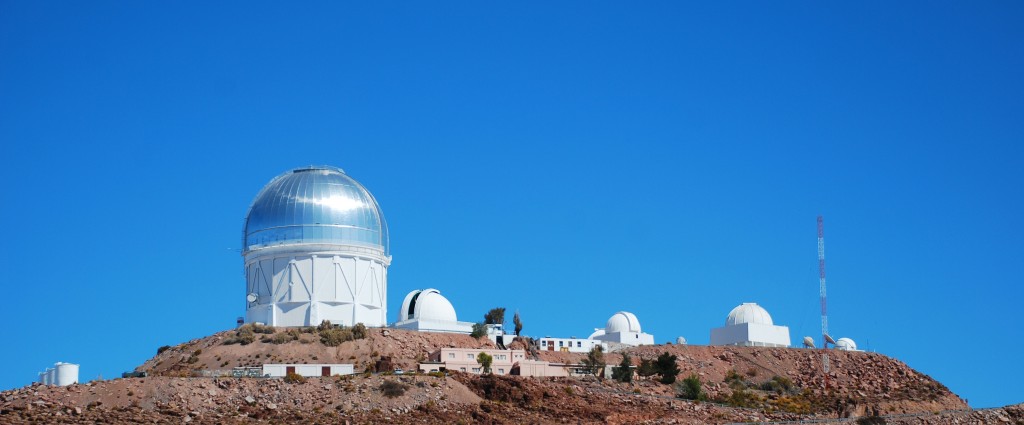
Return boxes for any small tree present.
[484,307,506,326]
[470,323,487,339]
[580,346,605,378]
[477,352,493,374]
[513,311,523,336]
[655,352,680,384]
[677,374,706,401]
[612,352,633,383]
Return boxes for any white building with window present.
[709,303,791,348]
[539,337,601,353]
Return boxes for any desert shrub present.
[352,323,367,339]
[724,369,747,390]
[251,324,276,334]
[380,380,409,398]
[721,388,763,408]
[264,331,298,344]
[427,371,445,378]
[318,320,334,332]
[676,374,706,401]
[284,372,306,384]
[320,327,355,346]
[156,345,172,355]
[769,394,812,414]
[223,325,257,345]
[761,375,795,394]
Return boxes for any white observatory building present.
[242,166,391,327]
[589,311,655,347]
[392,288,474,334]
[710,303,791,348]
[835,337,860,351]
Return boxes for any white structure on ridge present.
[590,311,656,346]
[38,362,78,386]
[242,166,391,328]
[393,288,474,334]
[710,303,791,348]
[835,337,860,351]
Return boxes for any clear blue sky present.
[1,2,1021,408]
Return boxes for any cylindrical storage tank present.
[38,372,45,384]
[54,363,79,386]
[44,368,55,385]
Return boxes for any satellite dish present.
[246,293,258,303]
[802,336,816,348]
[824,333,837,345]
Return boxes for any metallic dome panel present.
[243,166,389,254]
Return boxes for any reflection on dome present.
[243,166,389,254]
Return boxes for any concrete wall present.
[245,244,389,327]
[262,363,355,377]
[392,318,473,334]
[709,322,791,347]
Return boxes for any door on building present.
[286,366,295,375]
[322,367,331,377]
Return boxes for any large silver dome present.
[243,166,389,254]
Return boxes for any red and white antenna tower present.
[817,215,830,389]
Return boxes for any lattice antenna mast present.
[818,216,828,347]
[817,215,831,390]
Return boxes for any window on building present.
[559,341,563,347]
[472,368,481,373]
[467,354,473,359]
[542,340,547,346]
[498,369,504,374]
[460,367,466,372]
[577,342,582,347]
[448,353,455,359]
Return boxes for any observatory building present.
[709,303,791,348]
[392,288,474,334]
[835,337,860,351]
[242,166,391,327]
[589,311,656,347]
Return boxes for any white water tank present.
[54,362,79,386]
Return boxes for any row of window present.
[542,340,585,348]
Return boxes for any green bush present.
[655,352,680,384]
[612,353,633,383]
[264,331,298,344]
[380,380,409,398]
[470,323,487,339]
[761,375,795,394]
[676,374,706,401]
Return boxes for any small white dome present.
[726,303,774,326]
[676,336,687,345]
[588,328,606,339]
[399,289,457,322]
[605,311,641,334]
[836,337,857,351]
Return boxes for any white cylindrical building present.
[54,362,79,386]
[243,166,391,327]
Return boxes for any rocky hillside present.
[0,326,1007,424]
